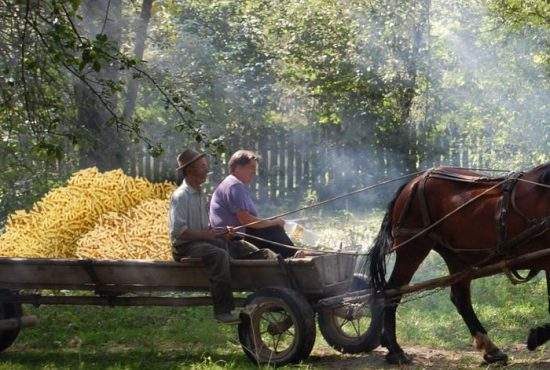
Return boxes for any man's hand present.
[271,217,285,228]
[224,226,237,240]
[202,229,224,239]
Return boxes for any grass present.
[1,210,548,368]
[307,211,550,349]
[2,305,256,369]
[395,274,549,349]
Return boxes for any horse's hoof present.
[386,351,412,365]
[527,324,550,351]
[483,349,508,365]
[527,327,540,351]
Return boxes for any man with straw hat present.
[168,149,275,324]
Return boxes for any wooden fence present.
[124,127,503,209]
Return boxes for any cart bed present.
[0,254,356,298]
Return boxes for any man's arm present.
[227,183,284,229]
[169,193,224,243]
[179,228,222,241]
[236,210,284,229]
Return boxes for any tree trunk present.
[395,0,430,172]
[123,0,154,121]
[75,0,127,171]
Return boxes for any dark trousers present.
[245,226,296,258]
[173,239,275,315]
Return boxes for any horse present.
[364,163,550,365]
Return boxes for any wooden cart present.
[0,254,376,366]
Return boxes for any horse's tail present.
[356,182,408,293]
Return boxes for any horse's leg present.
[449,279,508,364]
[527,269,550,350]
[382,245,431,365]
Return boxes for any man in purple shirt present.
[210,150,296,258]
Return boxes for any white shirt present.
[168,179,209,246]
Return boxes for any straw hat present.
[176,149,206,173]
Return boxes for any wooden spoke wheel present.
[318,299,384,354]
[238,288,316,366]
[0,290,22,353]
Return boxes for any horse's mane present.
[535,162,550,185]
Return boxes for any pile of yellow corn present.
[0,168,175,259]
[75,197,172,260]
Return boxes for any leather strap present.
[505,268,540,285]
[417,171,432,228]
[496,172,524,254]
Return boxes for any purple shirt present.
[209,175,258,229]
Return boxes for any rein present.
[233,166,513,232]
[216,166,548,271]
[388,168,549,284]
[390,178,510,252]
[232,170,428,232]
[232,231,363,256]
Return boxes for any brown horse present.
[365,163,550,364]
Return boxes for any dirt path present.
[309,344,550,369]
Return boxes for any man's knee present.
[258,248,278,259]
[203,247,229,264]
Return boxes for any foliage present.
[1,0,548,223]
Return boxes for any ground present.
[3,335,550,369]
[311,344,550,369]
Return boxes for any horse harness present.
[393,168,550,284]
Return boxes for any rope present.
[216,167,548,257]
[446,167,511,173]
[518,178,550,189]
[233,170,428,231]
[388,177,549,253]
[232,167,520,232]
[234,231,365,256]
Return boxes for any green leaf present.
[148,144,164,158]
[92,60,101,72]
[95,33,108,43]
[31,142,64,161]
[69,0,81,12]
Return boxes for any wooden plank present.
[319,248,550,308]
[287,140,295,197]
[258,130,269,201]
[322,255,337,286]
[143,145,151,179]
[0,316,37,330]
[279,131,286,199]
[295,142,303,191]
[269,134,278,200]
[8,295,245,308]
[337,253,344,281]
[0,256,315,268]
[313,254,357,289]
[0,255,354,297]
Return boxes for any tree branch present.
[100,0,112,36]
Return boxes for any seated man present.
[209,150,297,258]
[168,149,274,324]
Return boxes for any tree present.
[123,0,154,122]
[74,0,128,170]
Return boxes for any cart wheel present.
[238,288,316,366]
[0,290,22,353]
[318,298,384,354]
